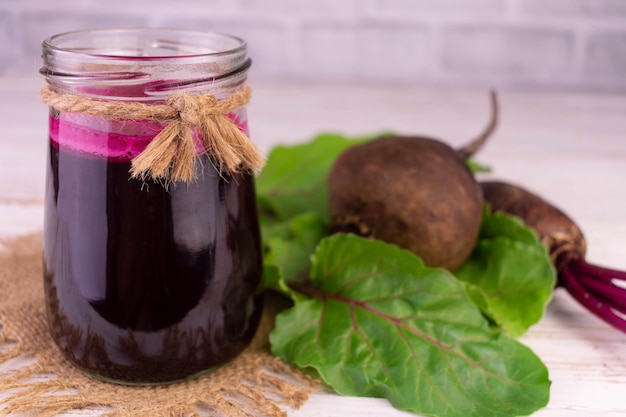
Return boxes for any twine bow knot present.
[40,83,264,184]
[169,94,208,125]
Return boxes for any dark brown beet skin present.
[329,136,483,271]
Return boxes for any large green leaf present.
[255,133,372,220]
[456,209,556,337]
[270,234,550,417]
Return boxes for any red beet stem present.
[571,259,626,282]
[560,266,626,333]
[575,274,626,316]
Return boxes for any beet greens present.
[255,134,553,417]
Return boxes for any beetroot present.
[328,93,498,270]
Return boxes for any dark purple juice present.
[43,113,262,384]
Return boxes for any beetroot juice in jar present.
[40,29,263,384]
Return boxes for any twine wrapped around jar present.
[40,82,265,184]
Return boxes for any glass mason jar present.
[40,29,263,384]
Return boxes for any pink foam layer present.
[49,112,250,162]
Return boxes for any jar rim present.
[42,28,247,61]
[41,28,250,100]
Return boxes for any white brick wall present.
[441,26,574,80]
[585,31,626,78]
[522,0,626,17]
[0,0,625,91]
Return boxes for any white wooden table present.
[1,75,625,416]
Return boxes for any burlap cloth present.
[0,233,319,417]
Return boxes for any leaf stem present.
[571,259,626,282]
[288,281,401,325]
[559,265,626,333]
